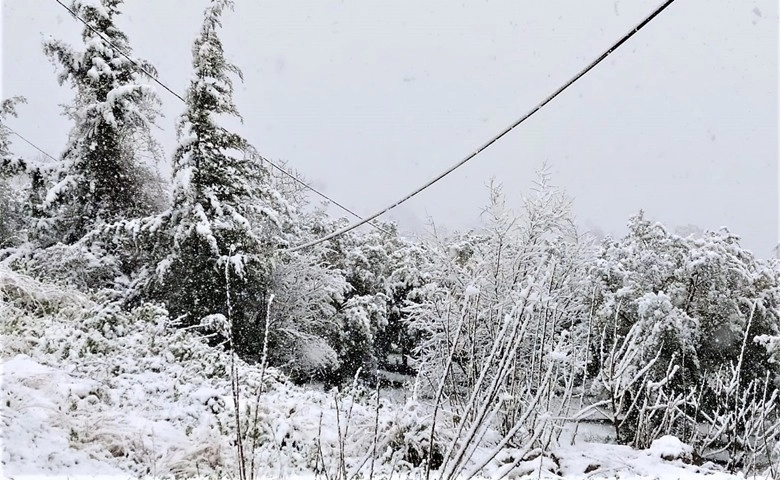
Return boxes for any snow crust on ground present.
[555,442,737,480]
[0,266,760,478]
[648,435,695,461]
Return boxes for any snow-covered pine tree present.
[147,0,286,355]
[42,0,163,245]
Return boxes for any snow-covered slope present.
[0,266,403,478]
[0,266,755,479]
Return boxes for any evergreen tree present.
[0,96,29,247]
[145,0,286,355]
[42,0,163,244]
[0,97,26,168]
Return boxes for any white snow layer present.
[0,266,761,479]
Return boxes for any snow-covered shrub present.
[269,203,426,385]
[406,173,593,479]
[588,212,780,449]
[381,400,449,471]
[0,173,29,248]
[2,263,303,478]
[591,314,684,447]
[321,219,426,384]
[686,316,780,473]
[2,266,96,327]
[410,175,590,399]
[5,241,127,296]
[648,435,694,463]
[265,232,347,380]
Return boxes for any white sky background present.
[2,0,778,256]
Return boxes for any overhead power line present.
[53,0,386,233]
[3,126,59,162]
[6,121,388,235]
[262,160,389,235]
[287,0,677,252]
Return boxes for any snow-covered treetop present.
[41,0,163,242]
[45,0,157,96]
[188,0,243,119]
[166,0,288,260]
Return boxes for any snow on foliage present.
[2,262,755,479]
[111,0,292,360]
[40,0,164,244]
[586,210,780,468]
[649,435,695,462]
[0,96,34,248]
[1,265,373,477]
[2,1,780,478]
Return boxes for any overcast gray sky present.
[2,0,778,256]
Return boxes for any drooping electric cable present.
[287,0,677,252]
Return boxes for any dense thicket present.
[587,212,780,448]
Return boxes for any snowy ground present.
[0,266,763,479]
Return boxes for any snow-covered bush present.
[683,307,780,473]
[4,241,127,296]
[409,175,590,398]
[2,263,321,478]
[648,435,694,463]
[321,219,426,384]
[406,173,593,478]
[588,211,780,450]
[269,202,427,385]
[380,399,450,471]
[0,172,30,248]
